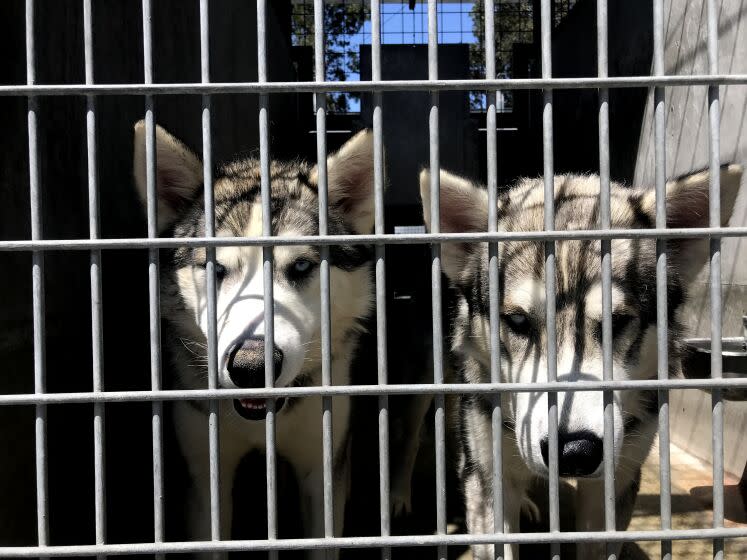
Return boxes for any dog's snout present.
[540,430,603,477]
[226,338,284,388]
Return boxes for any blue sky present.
[340,2,480,111]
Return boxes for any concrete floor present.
[624,441,747,559]
[454,440,747,559]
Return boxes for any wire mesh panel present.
[1,0,747,559]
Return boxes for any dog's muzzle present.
[226,337,285,421]
[540,430,603,477]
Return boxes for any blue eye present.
[502,312,532,336]
[198,261,226,281]
[293,259,313,274]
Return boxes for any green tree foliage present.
[468,0,535,110]
[292,1,369,113]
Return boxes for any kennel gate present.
[2,0,747,558]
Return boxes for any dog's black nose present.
[540,431,603,477]
[226,338,283,388]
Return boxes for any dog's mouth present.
[233,398,286,421]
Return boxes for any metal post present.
[652,2,672,559]
[540,1,560,558]
[705,1,724,559]
[83,0,107,555]
[484,1,505,559]
[198,0,223,553]
[256,1,278,558]
[313,1,335,556]
[2,75,747,97]
[140,1,165,553]
[596,2,616,559]
[371,2,391,559]
[427,3,446,560]
[25,0,49,550]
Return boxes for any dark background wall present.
[0,0,655,554]
[0,0,300,549]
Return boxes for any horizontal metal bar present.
[2,526,747,557]
[1,226,746,251]
[0,75,745,97]
[3,377,747,406]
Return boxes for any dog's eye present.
[502,312,532,336]
[293,259,313,273]
[611,313,634,336]
[197,261,226,282]
[288,258,316,280]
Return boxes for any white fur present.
[134,124,377,559]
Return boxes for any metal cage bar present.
[484,0,505,558]
[427,3,447,560]
[653,1,673,559]
[5,226,747,251]
[540,2,560,558]
[596,2,616,559]
[313,1,336,553]
[255,1,278,558]
[25,0,49,550]
[82,0,107,555]
[5,377,747,406]
[197,0,223,550]
[140,0,166,551]
[1,75,746,97]
[3,525,747,558]
[370,3,391,560]
[5,1,747,558]
[705,1,725,559]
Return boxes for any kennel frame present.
[4,0,747,559]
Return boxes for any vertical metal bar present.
[596,2,615,559]
[371,3,391,560]
[313,1,335,554]
[256,2,278,558]
[25,0,49,549]
[652,1,672,559]
[141,1,164,554]
[427,3,446,560]
[540,1,560,558]
[705,2,724,559]
[83,0,107,554]
[198,0,222,552]
[484,1,504,559]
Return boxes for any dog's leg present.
[390,393,433,516]
[174,403,212,546]
[296,399,351,560]
[575,468,642,560]
[464,468,522,560]
[502,484,522,560]
[299,468,331,560]
[574,478,606,560]
[575,405,655,560]
[175,402,245,557]
[333,437,351,543]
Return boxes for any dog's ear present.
[640,164,743,284]
[133,120,203,232]
[312,129,377,234]
[420,168,488,282]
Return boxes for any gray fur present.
[133,123,377,559]
[421,165,743,560]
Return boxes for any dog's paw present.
[520,496,541,526]
[390,483,412,517]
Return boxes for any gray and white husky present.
[420,165,743,560]
[132,123,377,557]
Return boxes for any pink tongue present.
[240,398,265,408]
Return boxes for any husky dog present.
[132,123,377,557]
[420,165,743,559]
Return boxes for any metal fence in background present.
[2,0,747,558]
